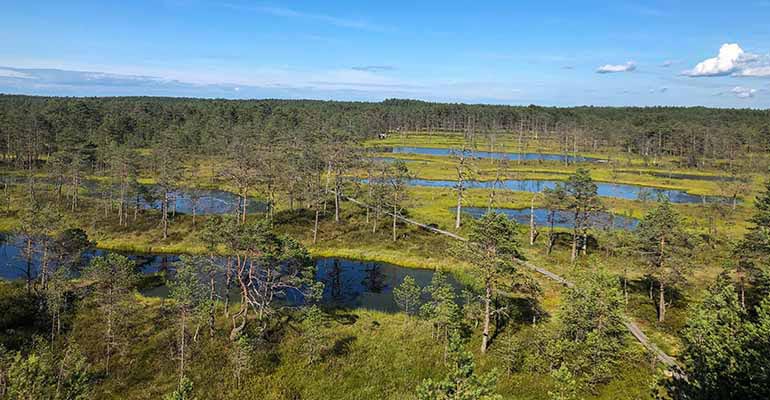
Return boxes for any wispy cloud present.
[0,65,526,103]
[0,67,173,87]
[596,61,636,73]
[731,86,758,98]
[219,3,388,32]
[660,60,674,67]
[351,65,396,72]
[0,65,415,93]
[0,67,35,79]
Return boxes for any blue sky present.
[1,0,770,107]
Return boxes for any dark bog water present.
[383,147,604,163]
[76,180,267,215]
[136,188,267,215]
[2,174,266,215]
[0,236,457,312]
[461,207,639,230]
[408,178,728,204]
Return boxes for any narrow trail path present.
[338,192,682,374]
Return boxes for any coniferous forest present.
[1,93,770,399]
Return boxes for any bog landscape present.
[1,2,770,399]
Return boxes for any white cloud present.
[649,87,668,93]
[661,60,674,67]
[684,43,770,77]
[685,44,745,76]
[596,61,636,73]
[731,86,757,98]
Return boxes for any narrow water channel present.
[461,207,639,230]
[408,178,728,204]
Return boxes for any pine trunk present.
[481,282,492,353]
[658,281,666,323]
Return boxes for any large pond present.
[3,175,266,215]
[462,207,639,230]
[0,237,457,312]
[382,147,604,163]
[408,178,727,204]
[137,187,267,215]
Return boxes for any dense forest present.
[1,94,770,399]
[2,95,769,168]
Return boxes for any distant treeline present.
[1,94,769,167]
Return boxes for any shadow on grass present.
[325,309,359,326]
[323,335,357,359]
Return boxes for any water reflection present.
[619,171,741,182]
[461,207,639,230]
[0,238,458,312]
[408,178,728,204]
[0,174,266,215]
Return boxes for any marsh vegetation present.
[1,95,769,399]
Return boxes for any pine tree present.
[672,274,748,399]
[557,267,625,387]
[394,275,422,317]
[416,335,502,400]
[300,305,328,364]
[734,175,770,306]
[563,168,602,262]
[168,256,210,386]
[83,254,137,375]
[457,212,522,353]
[164,376,197,400]
[635,200,692,322]
[421,272,461,346]
[548,365,579,400]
